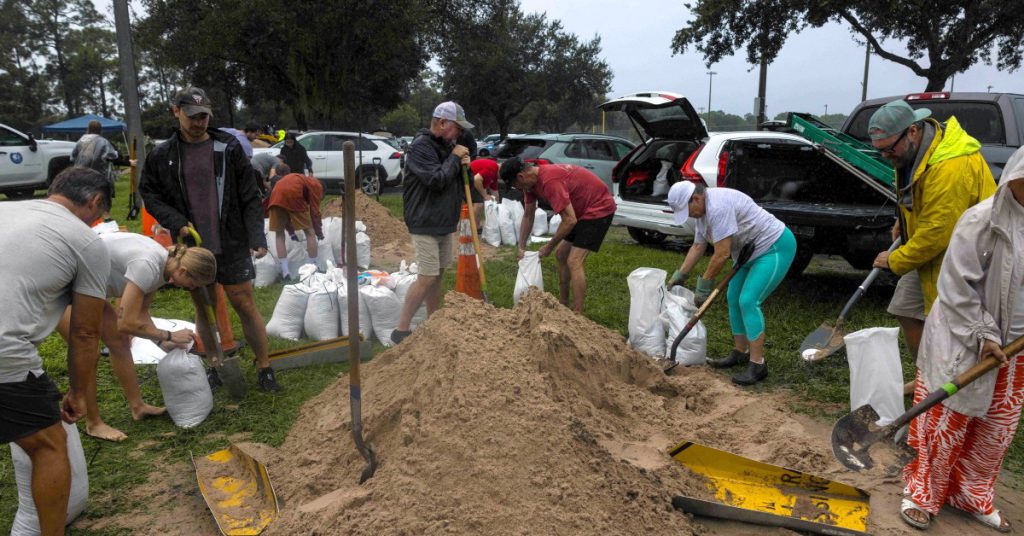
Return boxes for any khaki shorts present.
[268,206,312,232]
[887,270,926,320]
[411,233,454,276]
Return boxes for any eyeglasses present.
[876,128,908,155]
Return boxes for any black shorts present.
[470,186,483,204]
[217,255,256,286]
[565,214,613,252]
[0,372,63,443]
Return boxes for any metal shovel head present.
[192,444,279,535]
[800,322,846,363]
[831,405,917,474]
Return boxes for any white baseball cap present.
[667,181,696,224]
[433,101,474,130]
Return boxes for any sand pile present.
[322,191,498,271]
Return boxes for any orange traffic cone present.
[142,207,173,247]
[455,204,483,300]
[193,284,243,356]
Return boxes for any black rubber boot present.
[707,349,750,369]
[732,360,768,386]
[207,368,222,390]
[390,329,413,345]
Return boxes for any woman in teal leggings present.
[666,182,796,385]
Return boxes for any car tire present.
[358,168,381,196]
[4,189,37,199]
[627,227,667,245]
[786,241,814,278]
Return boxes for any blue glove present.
[695,276,714,306]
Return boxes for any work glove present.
[667,269,688,289]
[694,276,714,307]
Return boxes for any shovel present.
[126,138,140,220]
[461,164,491,304]
[800,238,900,363]
[664,242,756,374]
[832,333,1024,474]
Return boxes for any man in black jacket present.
[140,86,279,392]
[390,101,473,345]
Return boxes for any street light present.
[824,104,829,116]
[706,70,717,124]
[988,85,994,93]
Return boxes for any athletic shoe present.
[257,367,280,392]
[707,349,750,369]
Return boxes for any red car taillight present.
[905,92,950,101]
[389,152,402,159]
[717,150,729,187]
[679,144,705,184]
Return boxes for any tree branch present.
[838,10,927,76]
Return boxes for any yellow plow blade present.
[192,444,279,535]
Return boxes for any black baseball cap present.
[172,86,213,117]
[499,156,527,187]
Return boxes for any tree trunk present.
[924,70,949,92]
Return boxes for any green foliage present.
[380,103,422,136]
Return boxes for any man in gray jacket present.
[899,146,1024,532]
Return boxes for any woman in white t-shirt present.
[58,233,217,441]
[666,182,796,386]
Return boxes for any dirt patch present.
[321,191,499,271]
[79,291,1024,535]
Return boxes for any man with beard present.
[868,99,996,366]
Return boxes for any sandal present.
[973,509,1012,533]
[900,498,931,530]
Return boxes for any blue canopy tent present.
[42,114,127,134]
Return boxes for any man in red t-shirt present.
[499,157,616,313]
[470,157,499,226]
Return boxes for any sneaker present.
[707,349,750,369]
[390,329,413,345]
[257,367,280,392]
[207,368,222,390]
[732,360,768,386]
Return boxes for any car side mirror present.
[27,134,38,152]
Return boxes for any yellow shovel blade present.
[192,445,279,535]
[670,441,870,534]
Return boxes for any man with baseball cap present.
[499,157,616,314]
[867,99,995,371]
[390,101,473,345]
[665,181,795,384]
[140,86,279,392]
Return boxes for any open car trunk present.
[613,139,701,203]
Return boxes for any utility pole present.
[706,70,717,125]
[113,0,145,217]
[861,43,870,102]
[824,104,829,117]
[988,85,994,93]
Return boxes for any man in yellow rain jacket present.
[869,99,996,360]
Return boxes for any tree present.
[673,0,1024,92]
[380,103,421,136]
[25,0,106,116]
[0,0,51,130]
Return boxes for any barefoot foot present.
[85,422,128,442]
[131,404,166,421]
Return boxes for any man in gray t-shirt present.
[0,167,111,534]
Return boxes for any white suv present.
[253,131,403,195]
[0,123,75,199]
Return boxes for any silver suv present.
[492,133,635,192]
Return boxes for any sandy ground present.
[75,291,1024,535]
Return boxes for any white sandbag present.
[10,421,88,535]
[361,284,402,346]
[845,327,905,426]
[651,161,671,196]
[547,214,562,235]
[531,207,548,236]
[355,220,367,233]
[304,281,340,340]
[660,287,706,366]
[254,251,280,288]
[482,200,501,246]
[392,272,426,328]
[268,229,313,276]
[322,216,344,264]
[343,286,373,339]
[356,232,371,269]
[627,268,666,357]
[157,348,213,429]
[336,282,352,337]
[130,318,196,365]
[265,284,310,340]
[497,202,518,246]
[513,251,544,305]
[503,198,525,240]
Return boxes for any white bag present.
[660,287,707,366]
[356,231,371,269]
[531,207,548,236]
[504,198,525,240]
[10,421,88,535]
[652,161,671,196]
[513,251,544,305]
[482,200,501,246]
[498,202,518,246]
[627,268,667,357]
[304,281,340,340]
[547,214,562,235]
[157,348,214,429]
[130,318,196,365]
[845,327,905,426]
[322,216,344,264]
[254,252,279,288]
[268,229,313,276]
[392,272,426,328]
[336,282,352,337]
[265,284,310,340]
[361,285,402,346]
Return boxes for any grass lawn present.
[2,177,1022,532]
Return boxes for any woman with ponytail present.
[58,232,216,441]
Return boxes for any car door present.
[0,125,43,186]
[300,134,330,177]
[583,139,636,190]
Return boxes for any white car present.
[599,92,813,244]
[253,131,403,195]
[0,123,75,199]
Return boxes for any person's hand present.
[452,144,470,160]
[695,276,714,306]
[169,328,194,348]
[179,225,194,239]
[980,339,1008,365]
[253,246,268,259]
[873,250,891,270]
[891,221,901,242]
[667,269,688,289]
[61,387,87,423]
[129,159,138,167]
[517,247,526,260]
[486,194,496,202]
[538,243,553,258]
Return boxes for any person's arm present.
[474,173,492,201]
[63,292,104,423]
[673,242,707,282]
[701,235,733,281]
[139,148,190,235]
[405,142,465,192]
[539,204,577,258]
[118,282,193,347]
[885,167,973,274]
[517,200,538,257]
[300,146,314,175]
[304,182,324,239]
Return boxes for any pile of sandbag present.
[482,198,559,247]
[256,217,371,288]
[626,268,707,366]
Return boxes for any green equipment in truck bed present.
[787,113,896,195]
